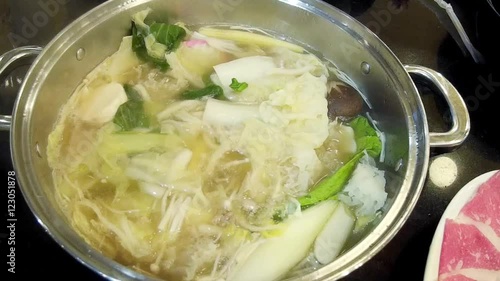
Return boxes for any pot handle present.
[0,46,43,131]
[405,65,471,148]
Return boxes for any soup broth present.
[47,8,387,281]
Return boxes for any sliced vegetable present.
[130,8,151,32]
[228,200,337,281]
[213,56,276,86]
[349,116,382,157]
[298,152,364,208]
[132,23,169,71]
[98,133,184,156]
[166,52,205,88]
[108,36,143,82]
[181,85,224,100]
[126,149,193,188]
[149,23,186,51]
[130,9,186,71]
[202,98,260,126]
[113,84,150,131]
[298,117,383,209]
[229,78,249,92]
[76,82,128,124]
[338,157,387,216]
[175,41,230,78]
[313,202,355,264]
[199,27,304,53]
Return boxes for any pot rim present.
[10,0,430,280]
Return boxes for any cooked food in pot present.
[47,8,387,281]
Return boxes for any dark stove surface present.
[1,0,499,280]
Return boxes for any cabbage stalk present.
[313,202,355,264]
[228,200,337,281]
[199,27,304,53]
[203,99,260,127]
[75,83,128,124]
[213,56,276,87]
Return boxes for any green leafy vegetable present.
[131,24,149,61]
[298,116,382,209]
[130,10,186,71]
[150,23,186,51]
[182,85,224,100]
[229,78,249,92]
[132,23,169,71]
[349,116,382,157]
[113,85,150,131]
[298,152,363,208]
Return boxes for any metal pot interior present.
[12,0,429,280]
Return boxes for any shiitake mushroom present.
[327,83,363,119]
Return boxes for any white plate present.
[423,170,499,281]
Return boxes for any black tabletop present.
[1,0,499,280]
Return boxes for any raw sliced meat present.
[440,269,500,281]
[460,172,500,236]
[437,171,500,281]
[440,274,475,281]
[439,220,500,276]
[454,214,500,253]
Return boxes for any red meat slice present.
[460,172,500,236]
[440,275,475,281]
[438,220,500,276]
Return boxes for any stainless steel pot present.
[0,0,470,280]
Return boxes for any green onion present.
[229,78,249,92]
